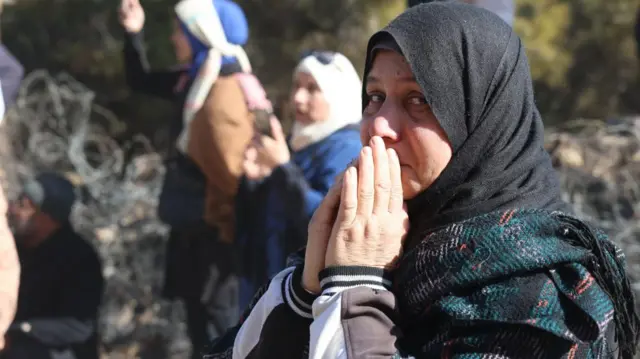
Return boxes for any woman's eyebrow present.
[366,74,417,85]
[366,75,380,85]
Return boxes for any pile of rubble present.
[546,117,640,313]
[1,71,639,358]
[0,71,190,358]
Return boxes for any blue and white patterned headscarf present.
[173,0,252,154]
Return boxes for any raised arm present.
[120,0,183,99]
[302,136,409,358]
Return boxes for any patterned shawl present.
[394,209,639,358]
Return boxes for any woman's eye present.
[364,93,383,114]
[368,93,384,103]
[408,96,427,106]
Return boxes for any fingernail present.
[362,146,371,156]
[370,136,382,147]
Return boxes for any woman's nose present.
[369,111,399,142]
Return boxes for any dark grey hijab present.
[363,2,568,238]
[363,4,639,357]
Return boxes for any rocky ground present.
[546,118,640,307]
[1,72,639,358]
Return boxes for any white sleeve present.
[233,267,295,358]
[307,267,403,359]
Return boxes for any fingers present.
[119,1,127,16]
[388,148,404,212]
[244,145,257,161]
[257,118,279,148]
[242,147,257,178]
[254,135,277,162]
[311,172,343,229]
[336,166,358,226]
[258,134,275,149]
[249,132,262,148]
[121,0,132,11]
[356,147,374,217]
[269,116,286,143]
[371,137,391,215]
[120,0,140,14]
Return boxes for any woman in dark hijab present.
[204,3,640,358]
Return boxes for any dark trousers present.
[163,224,239,359]
[185,299,209,359]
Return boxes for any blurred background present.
[0,0,639,358]
[3,0,639,140]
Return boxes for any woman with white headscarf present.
[236,51,362,309]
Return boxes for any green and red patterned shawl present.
[395,209,640,358]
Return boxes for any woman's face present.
[291,72,330,125]
[361,50,453,200]
[171,19,192,65]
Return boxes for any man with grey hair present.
[3,173,103,359]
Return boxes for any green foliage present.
[514,0,639,124]
[2,0,405,138]
[515,0,572,88]
[1,0,638,138]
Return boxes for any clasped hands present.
[303,136,409,293]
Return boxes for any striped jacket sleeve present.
[308,267,402,358]
[204,265,403,359]
[204,265,316,359]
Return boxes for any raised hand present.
[242,144,272,181]
[303,172,344,293]
[325,136,408,270]
[253,117,290,169]
[119,0,145,34]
